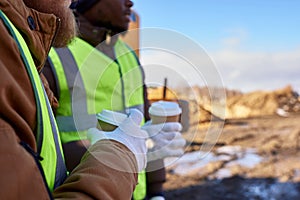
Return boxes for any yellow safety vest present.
[0,10,67,192]
[48,37,146,199]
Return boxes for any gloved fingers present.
[164,148,185,157]
[170,132,186,147]
[149,131,182,150]
[128,108,143,125]
[142,123,164,137]
[152,131,183,143]
[118,109,148,139]
[87,128,107,145]
[149,146,184,160]
[157,131,176,140]
[174,131,185,140]
[148,133,185,151]
[142,122,182,138]
[161,122,182,132]
[167,136,186,149]
[149,196,165,200]
[87,127,101,136]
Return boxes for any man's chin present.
[52,28,78,48]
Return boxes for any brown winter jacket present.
[0,0,138,199]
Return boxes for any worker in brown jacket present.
[0,0,147,199]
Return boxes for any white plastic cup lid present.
[149,101,182,117]
[96,110,127,126]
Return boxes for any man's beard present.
[23,0,77,47]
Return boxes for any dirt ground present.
[163,113,300,199]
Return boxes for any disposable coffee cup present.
[149,101,182,124]
[96,110,127,131]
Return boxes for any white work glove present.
[149,196,165,200]
[87,109,148,172]
[142,121,186,162]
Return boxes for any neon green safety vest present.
[48,37,146,199]
[0,11,67,192]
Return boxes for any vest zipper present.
[20,141,54,200]
[115,59,127,113]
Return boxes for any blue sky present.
[132,0,300,93]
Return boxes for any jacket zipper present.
[20,141,54,200]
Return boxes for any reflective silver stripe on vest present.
[52,48,97,132]
[54,47,81,99]
[56,115,96,132]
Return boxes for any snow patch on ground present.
[165,145,264,178]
